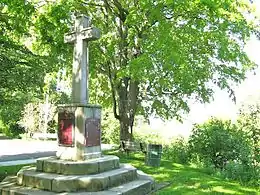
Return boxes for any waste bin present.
[145,144,162,167]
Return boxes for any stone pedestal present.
[56,104,102,161]
[0,155,155,194]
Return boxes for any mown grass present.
[0,151,259,194]
[105,150,260,195]
[0,164,34,182]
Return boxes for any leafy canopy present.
[27,0,258,120]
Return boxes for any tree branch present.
[107,62,120,120]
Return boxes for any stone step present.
[17,164,138,192]
[0,176,153,195]
[36,155,120,175]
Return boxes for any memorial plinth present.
[57,104,102,161]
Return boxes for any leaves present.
[6,0,258,125]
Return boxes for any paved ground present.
[0,138,115,163]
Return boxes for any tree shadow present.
[105,151,259,195]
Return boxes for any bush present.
[222,161,259,187]
[163,137,189,164]
[101,109,120,144]
[2,122,25,138]
[133,126,189,164]
[188,118,251,170]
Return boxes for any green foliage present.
[237,99,260,167]
[163,137,190,164]
[101,109,120,144]
[133,125,189,164]
[188,118,251,169]
[188,117,259,186]
[133,127,163,145]
[28,0,259,140]
[105,151,259,194]
[222,161,260,187]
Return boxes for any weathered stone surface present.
[51,165,135,192]
[52,175,79,192]
[60,160,98,175]
[109,179,152,195]
[137,169,155,190]
[42,159,62,174]
[36,157,56,172]
[0,176,153,195]
[17,165,34,185]
[107,164,137,187]
[36,155,119,175]
[17,163,137,192]
[78,175,109,192]
[22,169,54,191]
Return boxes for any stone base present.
[57,104,102,161]
[0,155,154,194]
[56,145,102,161]
[0,176,152,195]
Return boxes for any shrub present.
[163,137,189,164]
[2,122,25,138]
[101,109,120,144]
[188,118,251,170]
[222,161,259,187]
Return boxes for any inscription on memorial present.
[85,118,101,147]
[58,111,74,146]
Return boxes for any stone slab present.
[109,179,152,195]
[18,164,137,192]
[36,155,119,175]
[0,176,153,195]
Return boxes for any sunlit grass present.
[0,163,34,181]
[0,151,259,195]
[105,150,260,195]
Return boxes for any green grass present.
[105,150,260,195]
[0,164,34,181]
[0,152,259,195]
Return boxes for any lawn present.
[0,152,259,195]
[0,164,34,182]
[105,150,260,195]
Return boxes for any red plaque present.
[85,118,101,147]
[58,111,74,146]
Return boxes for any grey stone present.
[60,161,98,175]
[97,155,120,173]
[42,158,62,174]
[52,175,79,192]
[109,179,152,195]
[137,170,155,189]
[17,166,35,185]
[36,157,56,172]
[0,176,153,195]
[21,168,58,191]
[36,155,119,175]
[108,164,137,187]
[78,175,109,191]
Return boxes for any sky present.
[149,2,260,138]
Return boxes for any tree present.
[237,95,260,166]
[0,0,59,136]
[31,0,258,140]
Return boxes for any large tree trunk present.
[117,78,132,141]
[116,78,139,141]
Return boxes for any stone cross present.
[64,15,100,104]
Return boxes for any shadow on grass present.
[105,150,259,195]
[0,164,34,182]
